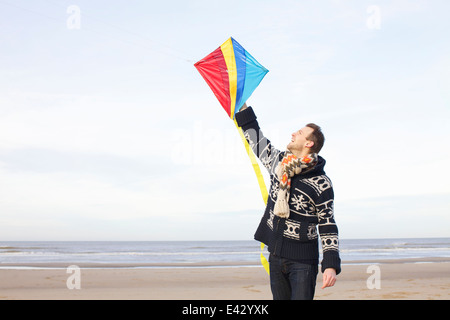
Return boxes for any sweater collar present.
[300,155,326,178]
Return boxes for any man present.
[235,103,341,300]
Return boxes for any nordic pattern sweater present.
[235,107,341,274]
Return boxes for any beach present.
[1,259,449,300]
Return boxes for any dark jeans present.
[269,253,318,300]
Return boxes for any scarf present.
[274,152,318,218]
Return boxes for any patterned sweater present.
[235,107,341,274]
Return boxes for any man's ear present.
[305,141,315,149]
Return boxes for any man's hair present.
[305,123,325,154]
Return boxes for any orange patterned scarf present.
[274,152,318,218]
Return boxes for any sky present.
[0,0,449,241]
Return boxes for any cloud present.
[1,0,449,241]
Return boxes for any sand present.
[1,258,449,300]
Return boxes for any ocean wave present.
[0,251,262,256]
[341,247,450,253]
[0,246,45,250]
[2,239,449,264]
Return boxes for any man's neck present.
[289,149,310,158]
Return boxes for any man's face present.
[287,126,314,153]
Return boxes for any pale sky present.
[0,0,449,241]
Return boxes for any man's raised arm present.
[235,103,282,176]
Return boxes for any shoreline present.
[0,256,449,269]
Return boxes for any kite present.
[194,37,269,119]
[194,37,270,274]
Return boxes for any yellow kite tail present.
[234,120,270,275]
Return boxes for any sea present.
[1,238,449,269]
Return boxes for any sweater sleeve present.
[235,107,283,176]
[316,183,341,275]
